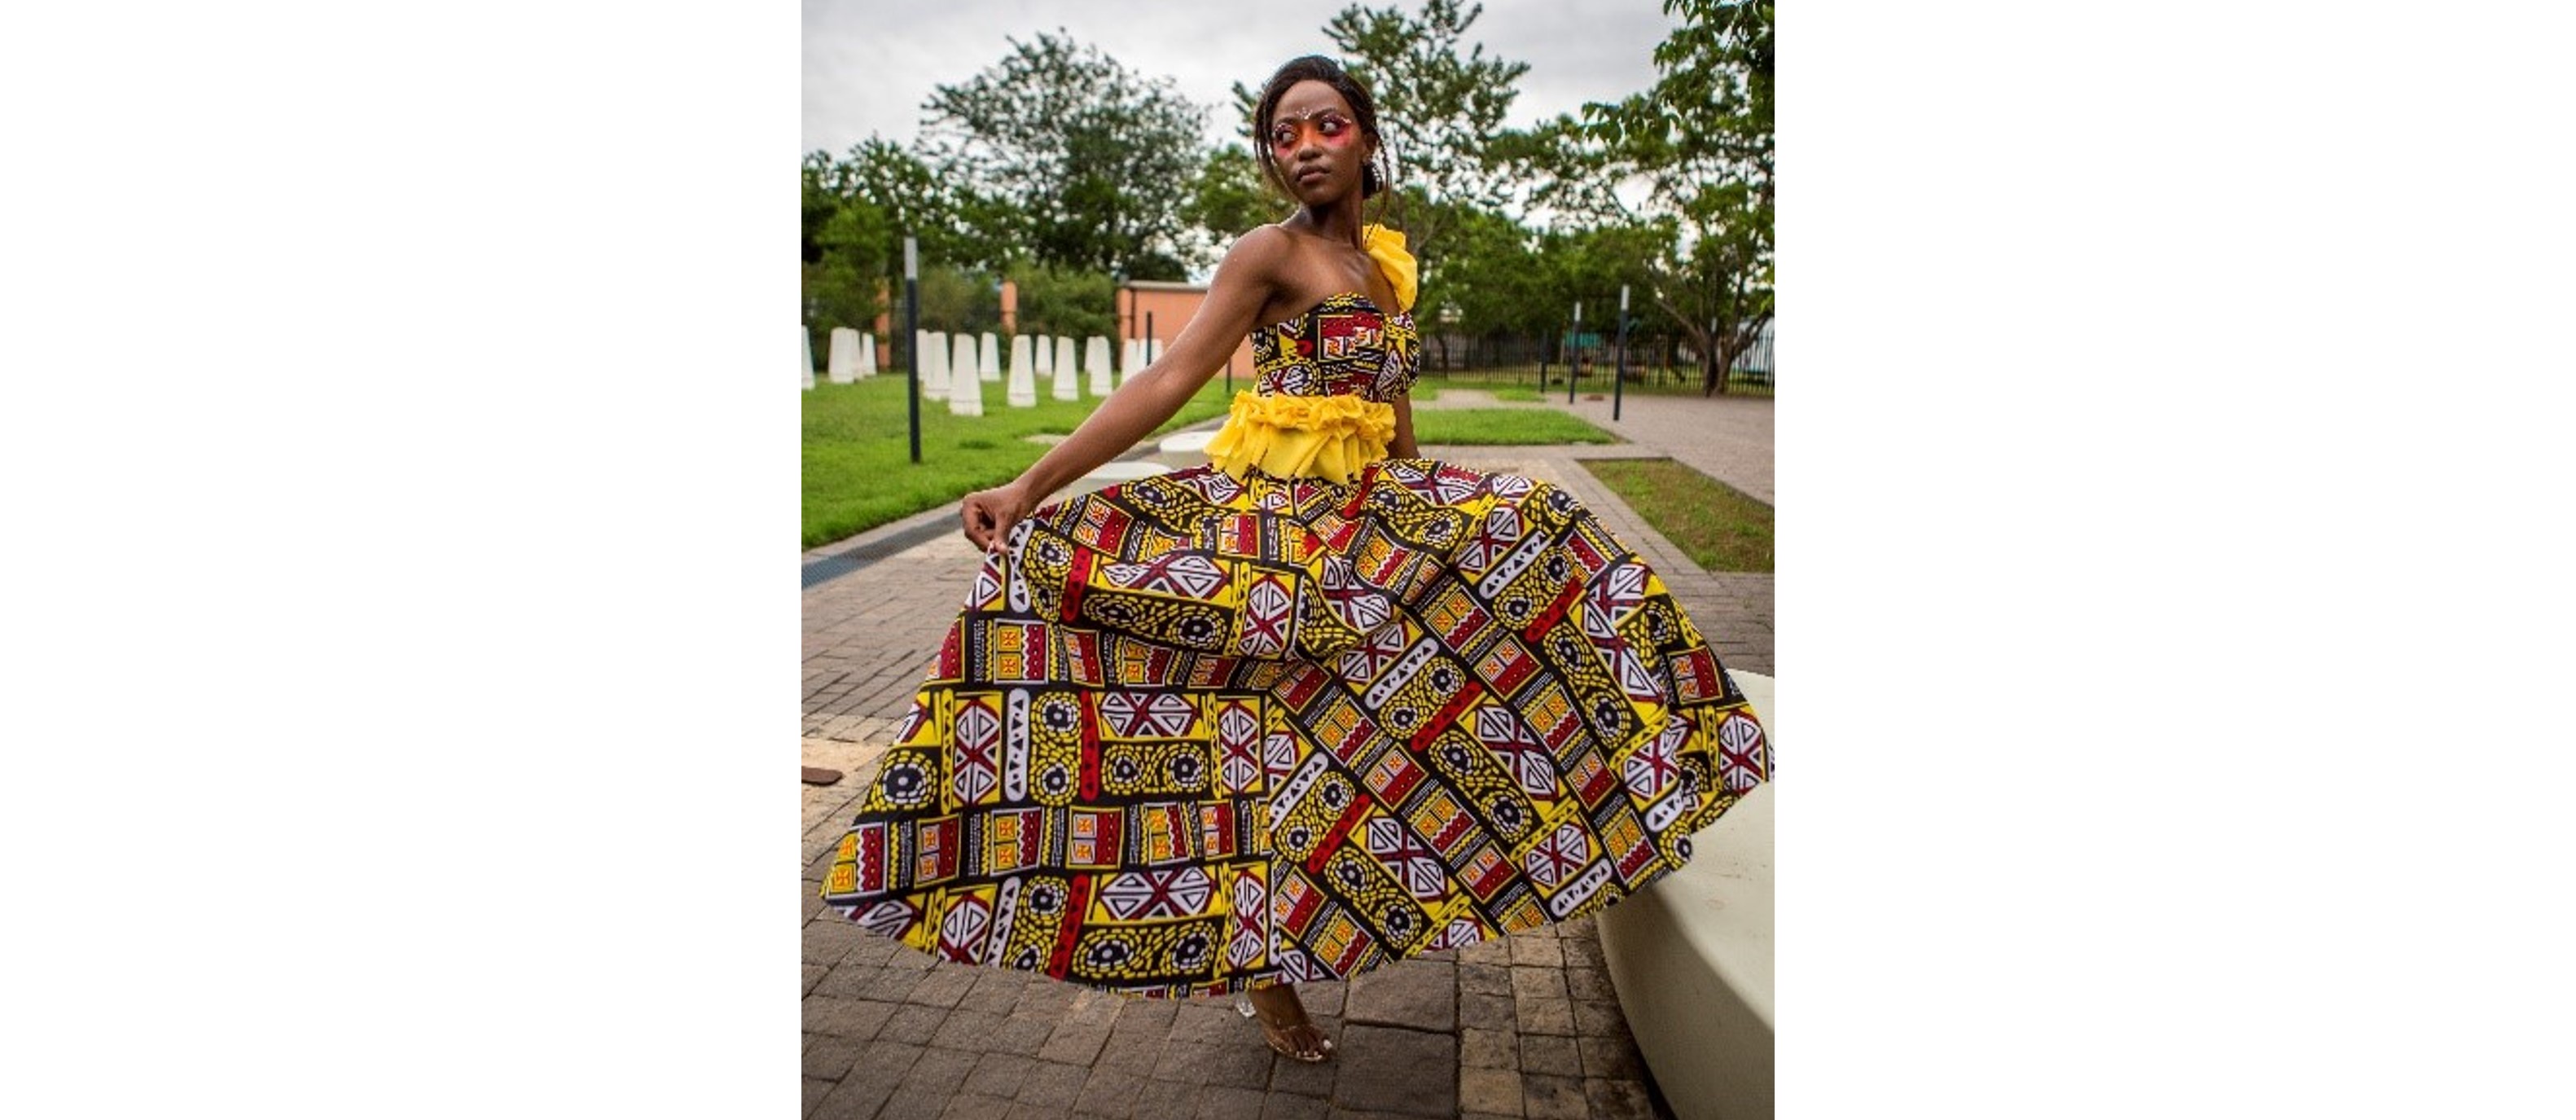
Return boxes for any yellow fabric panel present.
[1202,391,1398,484]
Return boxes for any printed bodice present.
[1249,292,1420,402]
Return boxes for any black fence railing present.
[1415,323,1775,398]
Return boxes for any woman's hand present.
[960,480,1037,555]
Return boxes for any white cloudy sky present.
[803,0,1680,157]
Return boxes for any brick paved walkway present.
[802,403,1772,1119]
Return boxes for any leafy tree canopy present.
[921,31,1211,277]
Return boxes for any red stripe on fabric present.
[1050,875,1092,976]
[1062,548,1092,621]
[1303,791,1374,876]
[1411,680,1485,753]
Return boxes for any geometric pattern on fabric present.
[823,296,1771,998]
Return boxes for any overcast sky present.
[803,0,1680,158]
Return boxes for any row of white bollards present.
[802,327,1163,409]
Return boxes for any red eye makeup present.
[1266,111,1356,154]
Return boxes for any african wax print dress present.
[821,290,1770,998]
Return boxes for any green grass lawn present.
[805,379,1623,548]
[1582,458,1773,573]
[1411,408,1620,446]
[803,375,1235,547]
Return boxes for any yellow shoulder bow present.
[1361,225,1417,314]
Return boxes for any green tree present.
[1011,265,1116,340]
[921,32,1210,277]
[1179,144,1282,266]
[803,151,891,356]
[1535,0,1773,395]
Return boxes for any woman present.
[822,55,1769,1065]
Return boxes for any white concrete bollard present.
[1006,343,1038,408]
[1074,336,1108,401]
[1053,337,1076,393]
[919,331,950,400]
[827,327,859,384]
[1120,339,1142,390]
[803,326,816,391]
[1009,335,1034,392]
[1034,334,1054,377]
[979,332,1002,382]
[949,333,985,415]
[858,332,877,377]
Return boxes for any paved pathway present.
[802,400,1772,1119]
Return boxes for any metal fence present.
[1415,319,1774,398]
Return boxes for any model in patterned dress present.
[821,55,1769,1064]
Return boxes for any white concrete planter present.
[1597,670,1774,1120]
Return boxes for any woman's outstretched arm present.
[960,228,1289,551]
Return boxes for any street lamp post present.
[1614,284,1629,423]
[1568,301,1582,405]
[904,235,921,464]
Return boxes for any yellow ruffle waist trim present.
[1201,391,1396,484]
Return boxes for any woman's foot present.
[1243,984,1334,1062]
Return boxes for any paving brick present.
[1131,1081,1205,1120]
[803,917,871,965]
[1012,980,1080,1019]
[1458,1066,1525,1118]
[1507,936,1563,968]
[1344,960,1455,1032]
[814,1039,920,1120]
[1329,1026,1456,1118]
[1563,965,1617,1003]
[1457,964,1512,997]
[883,1002,950,1043]
[805,996,904,1041]
[1583,1077,1657,1120]
[804,1077,836,1118]
[1457,991,1516,1032]
[875,1090,948,1120]
[1074,1066,1148,1119]
[1016,1061,1091,1110]
[1093,1026,1169,1076]
[930,1008,1010,1052]
[959,972,1029,1016]
[1266,1046,1339,1098]
[986,1013,1058,1057]
[1515,995,1576,1037]
[939,1093,1016,1120]
[1572,1000,1630,1039]
[903,965,981,1009]
[1039,1017,1114,1065]
[1259,1092,1331,1120]
[1187,1085,1269,1120]
[1519,1073,1589,1120]
[963,1052,1037,1100]
[804,1034,868,1082]
[1459,1026,1517,1070]
[1151,1039,1272,1090]
[1519,1032,1582,1078]
[1168,999,1243,1042]
[1508,967,1569,1006]
[897,1046,982,1096]
[1576,1034,1644,1081]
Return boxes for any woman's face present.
[1266,79,1370,206]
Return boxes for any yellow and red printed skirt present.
[821,451,1768,997]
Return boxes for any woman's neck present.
[1292,200,1367,247]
